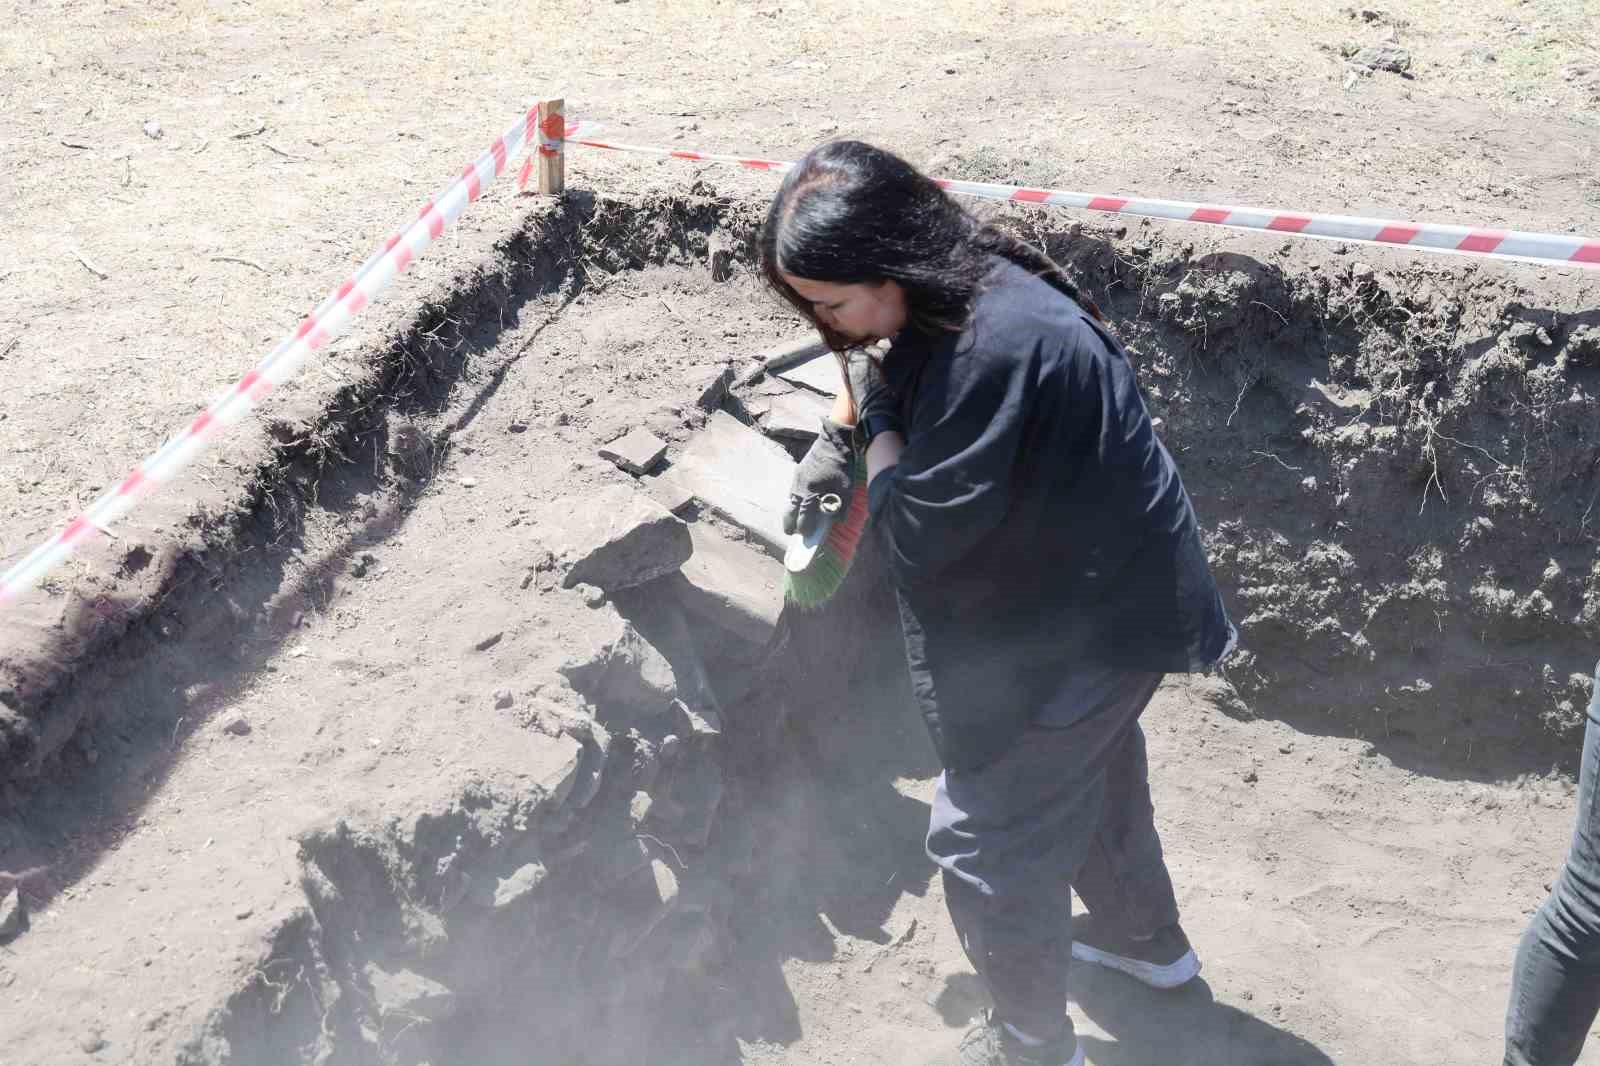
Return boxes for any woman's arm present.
[866,431,904,482]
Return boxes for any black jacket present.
[867,258,1233,771]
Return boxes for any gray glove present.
[784,418,856,537]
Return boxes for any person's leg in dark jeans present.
[1506,680,1600,1066]
[928,671,1175,1053]
[1067,712,1198,988]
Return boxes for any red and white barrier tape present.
[569,136,1600,270]
[0,109,593,607]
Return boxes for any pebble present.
[474,631,504,652]
[1243,769,1260,784]
[459,476,479,488]
[141,119,163,139]
[223,717,252,737]
[80,1031,107,1054]
[235,907,253,920]
[493,689,515,710]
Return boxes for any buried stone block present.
[669,411,796,555]
[558,612,678,722]
[670,521,783,645]
[546,485,692,592]
[762,387,833,441]
[774,352,843,397]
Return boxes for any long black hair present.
[759,140,1100,354]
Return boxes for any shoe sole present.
[1069,943,1201,990]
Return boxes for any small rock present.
[599,428,669,476]
[80,1031,107,1055]
[474,631,505,652]
[1300,476,1319,493]
[1279,742,1295,754]
[672,698,723,738]
[630,790,654,824]
[365,963,457,1023]
[493,689,515,710]
[508,419,529,433]
[223,717,252,737]
[459,476,479,488]
[492,862,547,909]
[577,583,607,608]
[351,552,377,578]
[235,907,253,920]
[1243,769,1259,784]
[1350,44,1411,74]
[142,119,163,139]
[0,886,24,939]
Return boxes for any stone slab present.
[668,410,795,555]
[763,388,833,441]
[599,428,668,476]
[671,522,782,644]
[774,353,842,397]
[641,475,696,516]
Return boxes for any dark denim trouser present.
[926,671,1180,1039]
[1506,669,1600,1066]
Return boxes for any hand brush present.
[782,455,869,609]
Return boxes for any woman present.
[761,141,1236,1066]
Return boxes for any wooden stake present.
[537,98,565,196]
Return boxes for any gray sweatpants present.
[925,670,1179,1038]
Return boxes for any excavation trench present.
[2,189,1598,1065]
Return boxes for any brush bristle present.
[783,460,870,609]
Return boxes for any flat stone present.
[364,963,457,1023]
[549,485,692,592]
[642,475,695,516]
[599,428,668,476]
[689,363,737,412]
[669,411,796,555]
[774,353,842,397]
[671,522,782,644]
[763,388,833,441]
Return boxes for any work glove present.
[784,418,856,538]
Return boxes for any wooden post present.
[537,98,565,196]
